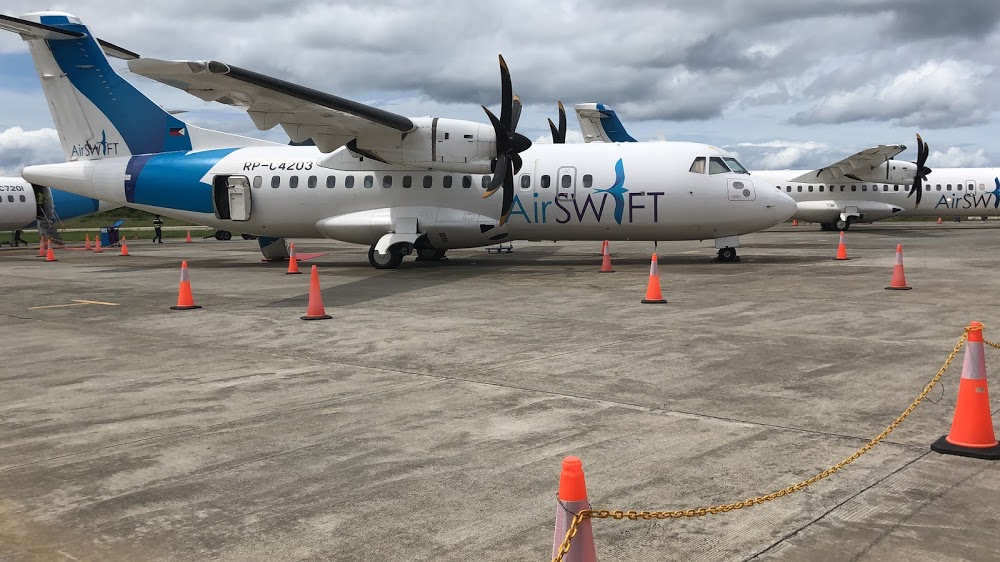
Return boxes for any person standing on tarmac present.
[13,230,25,247]
[153,214,164,243]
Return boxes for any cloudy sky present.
[1,0,998,175]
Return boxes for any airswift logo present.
[70,130,120,158]
[933,178,1000,210]
[506,159,665,225]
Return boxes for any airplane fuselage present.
[26,143,794,248]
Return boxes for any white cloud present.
[0,126,62,176]
[929,146,990,167]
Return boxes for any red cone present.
[286,243,302,274]
[598,240,614,273]
[119,236,131,257]
[170,261,201,310]
[641,254,667,304]
[551,456,597,562]
[885,244,911,290]
[301,265,332,320]
[45,244,57,262]
[834,231,849,260]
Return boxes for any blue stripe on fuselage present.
[127,149,238,213]
[50,188,100,219]
[40,19,193,155]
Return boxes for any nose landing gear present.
[716,247,740,263]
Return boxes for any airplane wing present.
[128,58,415,153]
[788,145,907,184]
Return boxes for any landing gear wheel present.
[415,248,447,261]
[717,247,740,263]
[819,223,831,231]
[368,244,405,269]
[222,231,233,240]
[241,233,257,240]
[834,219,850,231]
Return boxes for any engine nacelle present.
[864,160,917,185]
[794,201,904,224]
[352,118,498,174]
[316,206,501,249]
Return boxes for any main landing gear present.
[716,247,740,263]
[367,242,448,270]
[820,218,851,231]
[415,248,448,262]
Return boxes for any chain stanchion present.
[552,328,974,562]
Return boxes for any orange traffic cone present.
[641,254,667,304]
[45,243,57,262]
[931,322,1000,459]
[936,217,943,224]
[792,219,799,226]
[884,244,910,290]
[286,243,302,274]
[94,236,103,253]
[301,265,332,320]
[551,456,597,562]
[598,240,614,273]
[185,231,193,243]
[84,233,92,250]
[598,240,607,256]
[834,231,849,260]
[170,261,202,310]
[119,236,130,256]
[37,237,47,258]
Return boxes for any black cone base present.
[930,435,1000,460]
[301,314,332,321]
[885,286,912,290]
[170,305,202,310]
[641,299,668,304]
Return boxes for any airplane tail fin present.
[0,12,273,162]
[574,103,637,144]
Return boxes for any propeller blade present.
[498,55,512,131]
[512,153,523,174]
[556,100,566,143]
[511,95,522,131]
[499,162,515,226]
[483,152,508,196]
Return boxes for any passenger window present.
[937,185,942,191]
[562,175,572,188]
[541,175,551,188]
[797,186,802,192]
[708,157,730,175]
[808,186,813,192]
[583,174,593,188]
[443,176,453,188]
[862,185,867,191]
[946,184,952,191]
[307,176,317,188]
[689,157,706,174]
[289,176,299,188]
[520,175,531,189]
[252,176,262,188]
[326,176,336,188]
[403,176,412,188]
[7,195,12,202]
[345,176,355,188]
[423,176,433,188]
[819,186,824,192]
[271,176,280,188]
[851,186,857,191]
[383,176,392,188]
[786,186,792,192]
[20,195,26,202]
[926,185,931,191]
[482,176,491,189]
[462,175,472,189]
[893,185,899,191]
[364,175,374,188]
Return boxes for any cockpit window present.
[689,157,706,174]
[708,157,731,175]
[722,157,749,174]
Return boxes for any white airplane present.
[572,103,1000,230]
[0,177,115,243]
[1,12,795,267]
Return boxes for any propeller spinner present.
[908,134,931,208]
[481,55,532,226]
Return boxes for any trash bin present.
[102,219,125,246]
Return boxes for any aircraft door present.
[227,176,251,221]
[556,166,577,200]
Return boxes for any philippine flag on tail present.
[169,127,186,137]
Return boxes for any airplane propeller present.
[548,101,567,144]
[481,55,533,226]
[908,133,931,208]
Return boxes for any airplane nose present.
[753,175,796,222]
